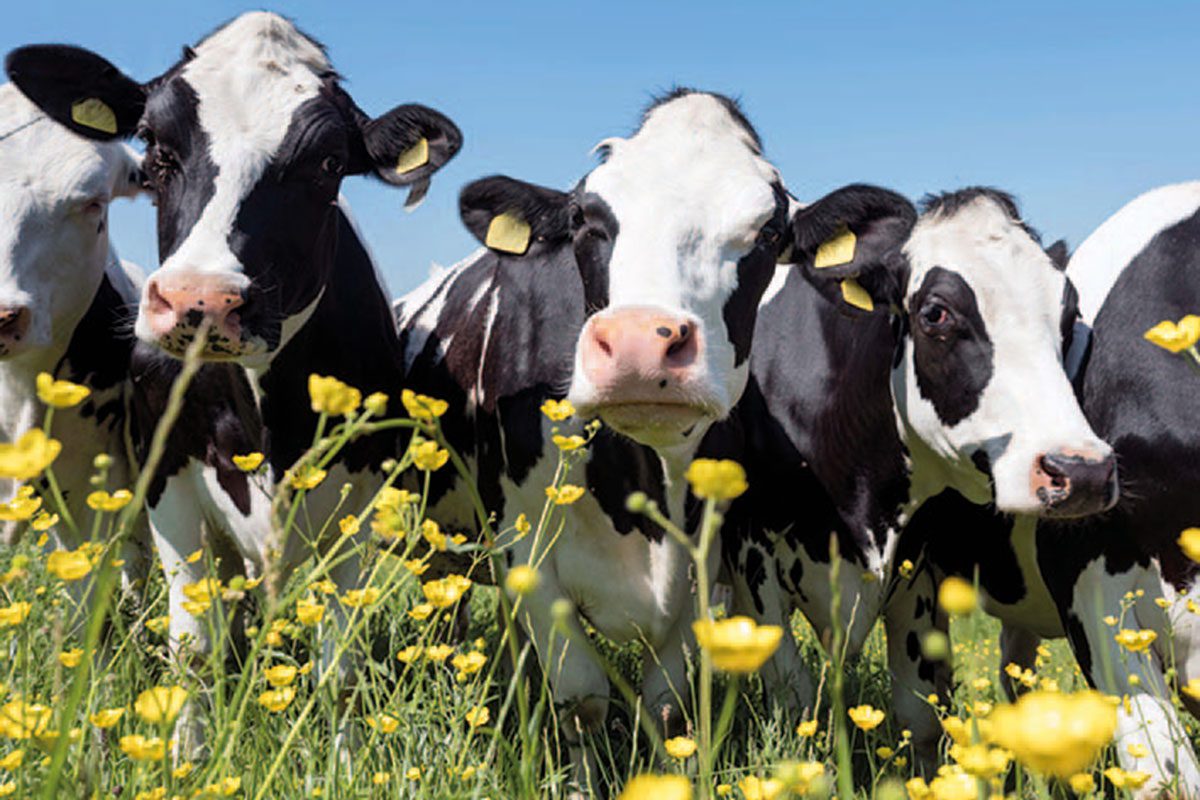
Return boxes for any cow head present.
[460,90,789,449]
[0,84,141,360]
[7,11,461,366]
[794,186,1117,518]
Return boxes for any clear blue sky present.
[4,2,1198,294]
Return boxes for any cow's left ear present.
[787,184,916,317]
[353,104,462,207]
[6,45,145,141]
[1045,239,1070,271]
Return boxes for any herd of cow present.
[1,10,1199,796]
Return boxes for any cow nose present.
[0,306,30,353]
[580,307,701,401]
[1032,450,1119,517]
[144,275,246,342]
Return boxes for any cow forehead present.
[178,12,330,173]
[584,94,779,240]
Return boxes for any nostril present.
[1038,454,1069,488]
[146,280,173,316]
[0,307,28,340]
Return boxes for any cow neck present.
[252,209,404,475]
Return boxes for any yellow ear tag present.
[485,212,531,255]
[814,224,857,269]
[840,278,874,312]
[70,98,117,134]
[395,137,429,174]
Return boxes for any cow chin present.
[591,402,714,448]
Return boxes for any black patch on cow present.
[910,267,994,426]
[721,183,790,366]
[906,630,920,661]
[58,274,135,430]
[742,544,768,615]
[585,428,666,541]
[1063,612,1093,678]
[570,191,617,313]
[1060,277,1080,365]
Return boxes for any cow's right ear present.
[459,176,570,257]
[6,45,145,141]
[787,184,916,317]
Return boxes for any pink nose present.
[579,307,702,403]
[0,306,30,353]
[144,274,245,341]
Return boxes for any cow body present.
[704,188,1117,765]
[914,182,1200,797]
[0,83,147,606]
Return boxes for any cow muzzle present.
[0,305,32,357]
[1031,449,1119,518]
[576,306,716,444]
[142,273,249,359]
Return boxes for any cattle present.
[701,187,1119,767]
[0,81,147,616]
[6,10,461,754]
[909,182,1200,798]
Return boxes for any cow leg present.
[884,566,948,775]
[640,611,691,745]
[1061,558,1200,799]
[997,625,1040,701]
[728,543,814,717]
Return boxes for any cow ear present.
[355,103,462,207]
[6,45,145,141]
[1045,239,1070,271]
[459,175,570,257]
[788,184,916,316]
[112,144,148,200]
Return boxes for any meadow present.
[0,339,1192,800]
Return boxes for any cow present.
[700,186,1120,768]
[908,182,1200,798]
[6,10,461,755]
[0,81,147,617]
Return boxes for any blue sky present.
[4,2,1198,294]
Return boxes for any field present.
[0,360,1191,800]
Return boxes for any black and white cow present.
[910,182,1200,798]
[7,10,460,751]
[396,89,870,787]
[0,82,147,605]
[701,187,1120,765]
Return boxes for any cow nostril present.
[656,326,671,339]
[146,280,173,316]
[1038,455,1069,488]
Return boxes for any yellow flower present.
[30,511,57,531]
[367,714,399,734]
[1114,628,1157,653]
[685,459,748,501]
[57,648,84,668]
[401,389,448,420]
[422,575,471,608]
[0,750,22,770]
[989,690,1116,778]
[716,785,732,798]
[738,775,784,800]
[146,615,170,635]
[848,704,886,731]
[1067,773,1095,794]
[618,774,692,800]
[0,701,49,740]
[927,768,976,800]
[310,578,337,595]
[1102,615,1118,627]
[119,734,165,761]
[0,429,61,480]
[663,736,696,759]
[938,577,978,615]
[950,743,1010,779]
[514,513,531,537]
[0,487,40,521]
[295,597,325,626]
[232,452,265,472]
[396,646,423,664]
[0,603,30,628]
[364,392,389,416]
[257,686,296,713]
[372,771,390,785]
[1182,678,1200,702]
[134,685,188,725]
[289,464,326,490]
[308,374,361,416]
[1126,742,1148,758]
[540,399,575,422]
[425,644,454,662]
[1144,315,1200,353]
[172,762,194,779]
[796,719,818,737]
[692,616,783,673]
[552,434,586,452]
[405,767,421,781]
[86,489,132,512]
[451,651,487,676]
[1179,528,1200,563]
[403,559,429,576]
[412,440,449,471]
[898,558,915,578]
[46,548,92,581]
[36,373,90,409]
[338,515,360,536]
[407,603,434,621]
[775,761,825,794]
[340,587,380,609]
[906,777,932,800]
[505,564,540,596]
[0,782,13,797]
[88,708,124,728]
[421,519,448,551]
[1105,767,1152,790]
[264,665,297,688]
[465,706,490,728]
[545,484,585,505]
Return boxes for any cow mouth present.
[593,402,714,445]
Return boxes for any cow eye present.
[148,146,179,186]
[321,156,344,176]
[919,301,952,332]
